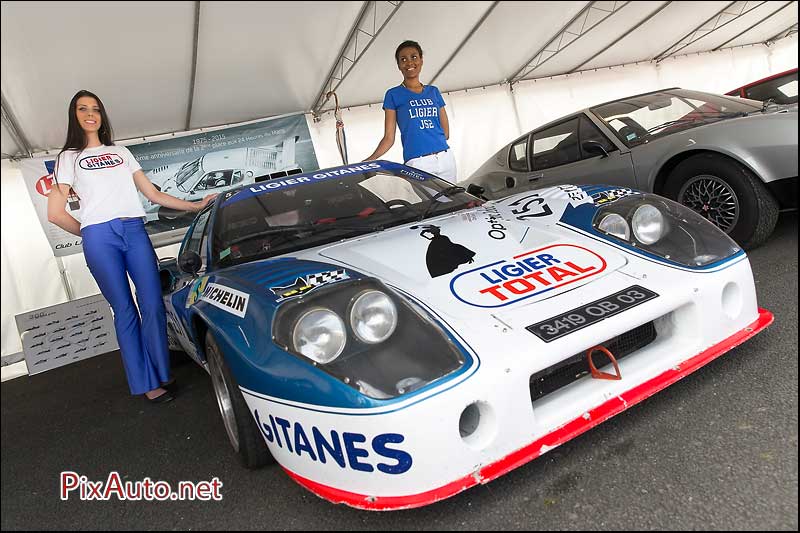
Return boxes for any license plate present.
[526,285,659,343]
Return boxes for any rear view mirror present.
[582,140,609,158]
[178,251,202,275]
[647,99,672,111]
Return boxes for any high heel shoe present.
[145,389,174,404]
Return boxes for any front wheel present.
[662,154,778,250]
[205,331,273,469]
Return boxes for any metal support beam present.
[509,1,630,86]
[185,0,201,131]
[1,91,33,158]
[311,1,403,118]
[429,1,500,86]
[570,1,672,73]
[715,1,794,50]
[653,1,766,62]
[765,21,798,43]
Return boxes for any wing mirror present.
[178,251,202,275]
[466,184,485,197]
[582,140,610,158]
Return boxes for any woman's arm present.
[47,183,82,236]
[363,109,397,161]
[133,170,216,212]
[440,107,450,140]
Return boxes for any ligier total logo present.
[450,244,607,308]
[78,153,124,170]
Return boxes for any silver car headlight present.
[593,193,741,267]
[350,290,397,344]
[292,308,346,364]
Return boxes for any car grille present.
[529,321,657,403]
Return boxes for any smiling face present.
[75,96,102,134]
[396,46,423,82]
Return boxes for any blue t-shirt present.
[383,84,449,163]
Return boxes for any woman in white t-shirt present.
[47,90,216,404]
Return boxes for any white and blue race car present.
[159,160,772,510]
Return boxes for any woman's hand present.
[197,193,218,211]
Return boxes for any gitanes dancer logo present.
[79,153,124,170]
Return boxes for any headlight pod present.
[592,193,740,267]
[292,308,346,364]
[350,290,397,344]
[273,278,465,399]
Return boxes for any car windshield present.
[592,89,761,147]
[211,167,478,268]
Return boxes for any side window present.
[183,209,212,257]
[508,136,529,172]
[532,118,580,170]
[579,116,616,158]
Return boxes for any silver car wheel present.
[678,174,740,233]
[207,341,240,452]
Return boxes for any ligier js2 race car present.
[159,160,772,510]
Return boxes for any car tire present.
[205,331,274,469]
[663,153,778,250]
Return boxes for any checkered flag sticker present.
[306,269,348,286]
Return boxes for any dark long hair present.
[54,90,114,181]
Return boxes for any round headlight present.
[598,213,630,241]
[350,290,398,344]
[292,308,346,364]
[632,204,665,245]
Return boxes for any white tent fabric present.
[2,1,797,156]
[1,0,798,360]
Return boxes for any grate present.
[530,322,657,403]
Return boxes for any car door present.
[524,114,636,190]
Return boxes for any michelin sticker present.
[450,244,607,308]
[200,283,250,318]
[271,269,350,301]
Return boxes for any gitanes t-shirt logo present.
[79,153,124,170]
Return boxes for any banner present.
[17,113,319,256]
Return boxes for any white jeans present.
[406,149,457,181]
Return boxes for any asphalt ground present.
[2,211,797,531]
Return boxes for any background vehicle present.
[726,68,798,104]
[141,138,301,222]
[157,161,770,510]
[464,88,798,249]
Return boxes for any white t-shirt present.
[55,145,147,228]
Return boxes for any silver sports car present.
[464,88,797,249]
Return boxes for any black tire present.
[205,331,274,469]
[662,153,779,250]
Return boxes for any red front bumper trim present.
[283,308,774,511]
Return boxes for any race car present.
[159,160,772,510]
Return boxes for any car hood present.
[307,200,627,320]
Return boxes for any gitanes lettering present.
[254,409,412,475]
[78,154,124,170]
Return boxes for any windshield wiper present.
[226,221,384,247]
[418,186,466,220]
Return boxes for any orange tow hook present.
[586,345,622,380]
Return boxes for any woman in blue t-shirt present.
[364,40,457,180]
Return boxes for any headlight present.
[274,279,465,399]
[350,290,397,344]
[631,204,665,245]
[592,193,740,267]
[598,213,630,240]
[292,308,346,364]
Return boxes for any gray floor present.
[2,212,797,531]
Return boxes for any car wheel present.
[205,331,274,469]
[663,153,778,249]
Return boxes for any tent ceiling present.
[1,0,797,158]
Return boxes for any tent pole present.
[55,257,74,301]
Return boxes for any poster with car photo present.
[17,113,320,256]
